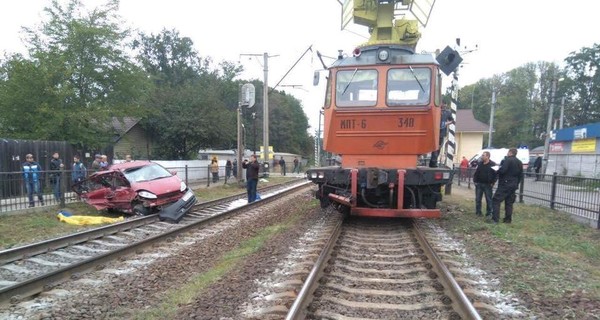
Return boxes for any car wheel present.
[133,204,149,216]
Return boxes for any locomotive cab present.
[307,45,454,218]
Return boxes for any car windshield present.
[123,163,172,183]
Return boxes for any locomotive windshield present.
[335,69,378,107]
[387,67,431,106]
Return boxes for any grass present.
[442,194,600,300]
[0,202,123,249]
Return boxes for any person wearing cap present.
[91,154,102,171]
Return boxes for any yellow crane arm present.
[342,0,435,49]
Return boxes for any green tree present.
[134,29,240,159]
[0,0,147,148]
[563,43,600,126]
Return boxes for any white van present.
[468,147,529,169]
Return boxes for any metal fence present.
[454,167,600,229]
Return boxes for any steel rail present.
[285,216,343,320]
[412,221,482,320]
[0,181,310,305]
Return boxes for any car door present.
[108,172,135,210]
[74,171,131,210]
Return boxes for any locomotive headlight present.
[378,49,389,61]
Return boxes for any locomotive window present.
[324,72,332,108]
[335,69,377,107]
[386,68,431,106]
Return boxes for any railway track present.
[242,215,482,319]
[0,179,309,305]
[288,218,480,319]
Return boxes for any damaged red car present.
[73,161,196,217]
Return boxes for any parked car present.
[73,161,196,217]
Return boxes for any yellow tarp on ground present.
[57,212,124,225]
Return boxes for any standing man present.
[279,156,286,176]
[491,148,523,224]
[22,154,44,207]
[232,158,238,179]
[473,151,497,217]
[293,157,299,174]
[99,155,109,170]
[210,157,219,183]
[533,155,542,181]
[460,156,469,181]
[72,155,87,197]
[49,151,64,202]
[242,154,260,203]
[125,154,133,162]
[91,154,102,171]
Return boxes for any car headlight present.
[138,191,157,199]
[310,172,317,179]
[318,172,325,179]
[180,181,187,192]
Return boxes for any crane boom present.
[342,0,436,49]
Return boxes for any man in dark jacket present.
[473,151,497,217]
[49,152,64,202]
[242,154,260,203]
[491,148,523,223]
[533,156,542,181]
[279,156,286,176]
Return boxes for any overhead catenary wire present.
[270,45,313,94]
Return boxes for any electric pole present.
[239,52,277,166]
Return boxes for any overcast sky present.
[1,0,599,133]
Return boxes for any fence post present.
[519,172,524,203]
[550,172,558,209]
[445,165,454,195]
[60,169,66,208]
[185,165,189,186]
[206,165,210,187]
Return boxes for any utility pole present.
[239,52,276,166]
[542,78,558,175]
[559,96,565,129]
[236,101,244,182]
[488,89,496,148]
[262,52,269,166]
[316,109,323,166]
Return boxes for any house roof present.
[112,117,139,134]
[112,117,140,142]
[456,109,489,133]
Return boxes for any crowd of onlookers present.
[21,152,133,208]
